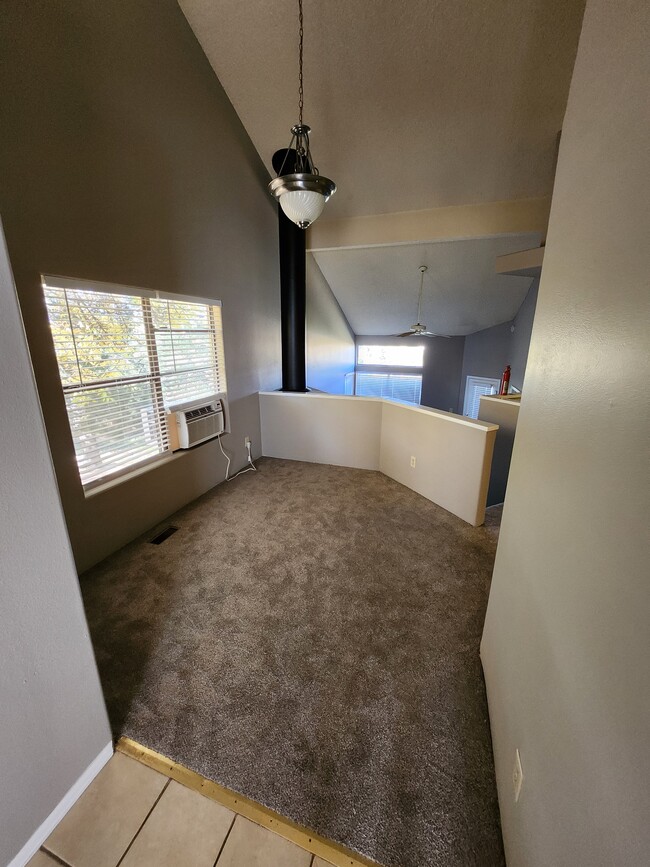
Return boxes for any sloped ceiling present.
[312,234,541,336]
[178,0,585,220]
[178,0,583,335]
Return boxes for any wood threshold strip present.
[116,737,380,867]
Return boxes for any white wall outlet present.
[410,456,416,468]
[244,436,251,446]
[512,749,524,802]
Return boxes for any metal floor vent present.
[149,526,178,545]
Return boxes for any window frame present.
[42,275,226,493]
[462,375,500,418]
[354,342,425,406]
[356,343,425,368]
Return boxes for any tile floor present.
[30,752,336,867]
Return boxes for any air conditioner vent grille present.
[185,405,214,420]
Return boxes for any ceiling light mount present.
[268,0,336,229]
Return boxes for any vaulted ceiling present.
[179,0,585,334]
[313,233,541,337]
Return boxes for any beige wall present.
[259,392,496,526]
[259,392,383,470]
[306,255,356,393]
[481,0,650,864]
[0,0,282,572]
[0,224,112,866]
[307,198,552,251]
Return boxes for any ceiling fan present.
[393,266,451,338]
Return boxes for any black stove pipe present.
[273,148,307,393]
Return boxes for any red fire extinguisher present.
[499,364,511,395]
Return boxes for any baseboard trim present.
[116,737,380,867]
[7,741,113,867]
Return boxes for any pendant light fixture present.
[268,0,336,229]
[392,266,452,338]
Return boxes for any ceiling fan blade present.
[421,331,452,338]
[391,330,418,337]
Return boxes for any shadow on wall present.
[306,255,356,394]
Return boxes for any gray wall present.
[459,280,539,409]
[355,334,466,412]
[306,255,356,393]
[477,398,519,506]
[0,224,112,867]
[509,279,539,391]
[0,0,282,572]
[481,0,650,864]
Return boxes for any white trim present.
[41,274,222,308]
[258,391,498,432]
[462,376,501,418]
[7,741,113,867]
[307,230,535,253]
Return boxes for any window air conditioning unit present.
[166,393,229,451]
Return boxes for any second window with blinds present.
[351,343,424,405]
[43,276,227,491]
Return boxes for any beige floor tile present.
[44,752,167,867]
[120,779,234,866]
[26,851,59,866]
[216,816,311,867]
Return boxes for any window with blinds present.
[463,376,500,418]
[355,372,423,404]
[354,343,424,405]
[42,276,226,489]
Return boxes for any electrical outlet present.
[512,749,524,802]
[410,456,416,468]
[244,436,251,447]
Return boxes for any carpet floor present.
[81,458,505,867]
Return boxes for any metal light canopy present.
[268,2,336,229]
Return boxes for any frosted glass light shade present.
[268,171,336,229]
[279,190,326,228]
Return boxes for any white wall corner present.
[7,742,113,867]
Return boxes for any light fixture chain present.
[298,0,304,127]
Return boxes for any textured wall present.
[0,0,282,571]
[0,224,111,867]
[509,279,539,391]
[481,0,650,863]
[306,255,356,394]
[458,279,539,409]
[459,322,512,400]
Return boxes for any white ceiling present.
[312,234,541,336]
[178,1,580,336]
[178,0,584,219]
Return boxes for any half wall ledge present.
[258,392,497,526]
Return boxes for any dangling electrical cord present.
[218,435,257,482]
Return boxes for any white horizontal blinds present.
[44,283,225,488]
[464,376,500,418]
[355,372,422,405]
[149,298,225,406]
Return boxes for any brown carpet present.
[81,458,505,867]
